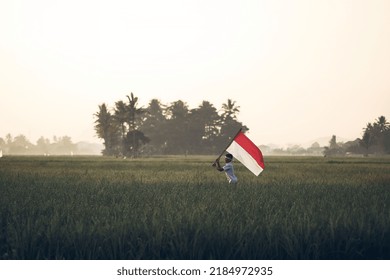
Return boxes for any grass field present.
[0,155,389,260]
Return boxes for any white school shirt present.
[223,162,238,183]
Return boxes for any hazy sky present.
[1,0,389,147]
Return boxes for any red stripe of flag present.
[234,132,265,169]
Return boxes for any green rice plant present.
[0,156,389,259]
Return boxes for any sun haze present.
[1,0,389,147]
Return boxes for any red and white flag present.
[226,131,265,176]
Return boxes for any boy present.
[212,153,238,184]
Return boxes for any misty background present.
[1,0,389,153]
[1,91,388,156]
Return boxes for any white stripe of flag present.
[226,131,265,176]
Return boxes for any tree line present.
[324,115,390,156]
[0,134,76,155]
[94,93,248,157]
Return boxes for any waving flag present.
[226,130,265,176]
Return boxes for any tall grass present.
[0,156,389,259]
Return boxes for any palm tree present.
[94,103,110,138]
[140,99,167,154]
[94,103,119,155]
[165,100,190,154]
[221,99,240,121]
[126,93,146,130]
[125,93,147,157]
[219,99,247,143]
[114,100,129,140]
[198,101,220,140]
[361,116,390,155]
[190,101,220,153]
[376,116,390,132]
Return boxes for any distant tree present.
[126,93,146,130]
[36,136,51,155]
[306,142,324,155]
[311,142,320,149]
[287,145,306,155]
[187,108,207,154]
[384,129,390,154]
[165,100,190,154]
[345,139,365,154]
[329,135,338,149]
[112,93,147,157]
[9,134,32,154]
[219,99,248,147]
[114,100,129,144]
[376,116,390,132]
[361,116,390,155]
[94,103,121,156]
[53,136,76,155]
[374,116,390,154]
[94,95,250,156]
[188,101,220,154]
[125,93,147,157]
[6,134,12,145]
[197,101,220,141]
[125,130,150,157]
[140,99,167,154]
[361,123,374,155]
[323,135,344,156]
[221,99,240,120]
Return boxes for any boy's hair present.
[225,153,233,160]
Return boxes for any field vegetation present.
[0,156,389,259]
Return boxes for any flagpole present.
[213,128,242,164]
